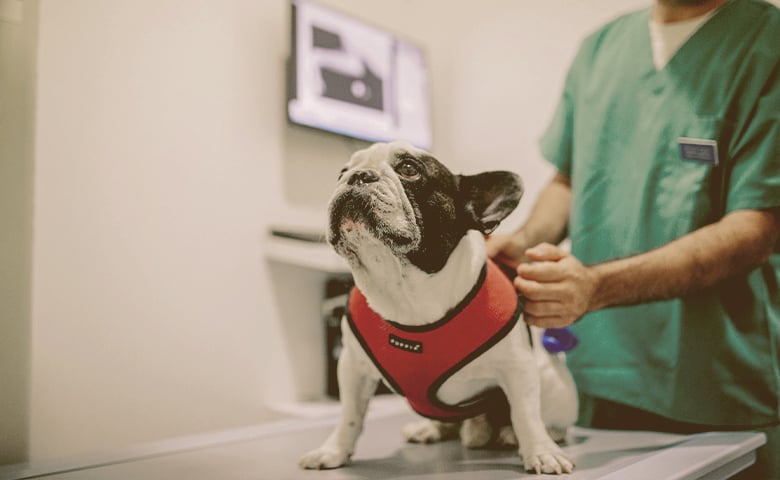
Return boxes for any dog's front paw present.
[521,443,574,475]
[402,419,458,444]
[299,447,351,470]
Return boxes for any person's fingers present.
[525,243,567,262]
[514,276,567,301]
[522,300,566,318]
[516,261,567,282]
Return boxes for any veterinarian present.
[487,0,780,478]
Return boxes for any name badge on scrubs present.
[678,137,719,166]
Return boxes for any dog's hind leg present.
[402,419,459,444]
[460,414,493,448]
[496,425,519,448]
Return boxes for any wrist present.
[586,263,610,312]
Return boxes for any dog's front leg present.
[500,353,574,475]
[299,337,379,469]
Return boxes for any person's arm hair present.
[589,208,780,310]
[488,172,572,266]
[520,172,572,248]
[517,208,780,327]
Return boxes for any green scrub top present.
[541,0,780,427]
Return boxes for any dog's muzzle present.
[327,170,420,257]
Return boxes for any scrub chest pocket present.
[660,114,727,238]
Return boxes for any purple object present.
[542,327,579,353]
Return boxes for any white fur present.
[351,230,486,327]
[300,142,578,474]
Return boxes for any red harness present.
[347,259,522,421]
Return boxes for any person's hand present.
[485,232,528,268]
[514,243,598,328]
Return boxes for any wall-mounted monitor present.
[287,0,433,150]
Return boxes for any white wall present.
[438,1,645,226]
[24,0,652,462]
[30,0,288,460]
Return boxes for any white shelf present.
[264,234,350,274]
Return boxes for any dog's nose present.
[348,169,380,186]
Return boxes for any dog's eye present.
[395,159,420,180]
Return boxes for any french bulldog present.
[299,141,578,474]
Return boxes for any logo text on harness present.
[389,334,423,353]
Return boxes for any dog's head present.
[327,141,523,273]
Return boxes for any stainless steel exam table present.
[0,398,765,480]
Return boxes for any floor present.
[0,397,762,480]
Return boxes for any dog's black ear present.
[457,171,523,234]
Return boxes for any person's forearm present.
[519,172,572,247]
[517,208,780,328]
[495,173,572,264]
[589,209,780,311]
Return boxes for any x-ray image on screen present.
[312,25,384,111]
[287,0,432,150]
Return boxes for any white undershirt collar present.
[648,9,718,70]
